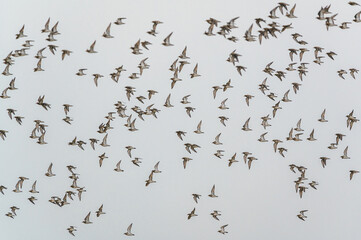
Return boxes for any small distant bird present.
[36,95,51,110]
[145,171,156,186]
[96,204,105,217]
[297,210,308,221]
[45,163,55,177]
[190,64,200,78]
[187,208,197,219]
[208,185,218,198]
[61,49,72,60]
[192,194,201,203]
[28,196,37,204]
[124,223,134,236]
[211,210,221,220]
[76,68,87,76]
[341,146,350,159]
[63,104,73,115]
[114,160,124,172]
[0,185,7,195]
[153,162,161,173]
[350,170,359,180]
[162,32,173,46]
[182,157,192,169]
[114,17,126,25]
[16,25,27,39]
[41,18,50,33]
[218,224,228,234]
[82,212,92,224]
[103,23,113,38]
[29,181,39,194]
[318,109,328,122]
[320,157,330,168]
[86,41,97,53]
[67,226,77,236]
[194,121,204,134]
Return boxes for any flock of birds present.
[1,1,361,238]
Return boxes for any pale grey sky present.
[1,0,361,239]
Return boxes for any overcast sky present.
[1,0,361,239]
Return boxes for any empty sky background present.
[1,0,361,239]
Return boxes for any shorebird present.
[67,226,77,236]
[162,32,173,46]
[187,208,197,219]
[124,223,134,236]
[218,225,229,234]
[96,204,105,217]
[350,170,359,180]
[211,210,221,220]
[103,23,113,38]
[82,212,92,224]
[297,210,308,221]
[86,41,97,53]
[208,185,218,198]
[192,194,201,203]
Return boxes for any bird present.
[247,156,258,169]
[126,146,136,158]
[16,25,27,39]
[67,226,77,236]
[45,163,55,177]
[187,208,197,219]
[211,210,221,220]
[98,153,108,167]
[162,32,173,46]
[93,74,104,87]
[124,223,134,236]
[244,95,254,106]
[320,157,330,168]
[318,109,328,122]
[192,194,201,203]
[41,18,51,33]
[350,170,359,180]
[61,49,72,60]
[132,157,142,167]
[36,95,51,110]
[212,133,222,145]
[341,146,350,159]
[96,204,106,217]
[63,104,73,115]
[28,196,37,204]
[182,157,192,169]
[0,185,7,195]
[114,160,124,172]
[194,121,204,134]
[153,162,161,173]
[145,171,156,186]
[29,181,39,194]
[297,210,308,221]
[103,23,113,38]
[100,133,110,147]
[82,212,92,224]
[242,118,252,131]
[309,181,319,190]
[219,98,229,110]
[86,41,97,53]
[218,224,229,234]
[228,153,238,166]
[307,129,317,141]
[164,94,173,107]
[212,86,222,99]
[114,17,126,25]
[190,64,200,78]
[208,185,218,198]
